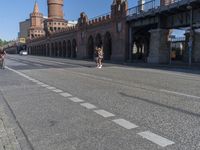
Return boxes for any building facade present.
[19,19,31,39]
[28,0,128,61]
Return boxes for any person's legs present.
[95,57,99,68]
[98,58,102,68]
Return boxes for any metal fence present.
[128,0,156,16]
[127,0,185,17]
[170,37,186,42]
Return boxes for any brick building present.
[28,0,128,61]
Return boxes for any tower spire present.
[33,1,39,13]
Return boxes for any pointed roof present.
[33,1,39,13]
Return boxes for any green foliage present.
[0,39,10,47]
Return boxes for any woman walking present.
[97,46,104,68]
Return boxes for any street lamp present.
[187,5,193,66]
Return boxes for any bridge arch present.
[72,39,77,58]
[59,41,62,57]
[51,43,54,57]
[67,40,72,58]
[87,35,94,59]
[95,33,103,48]
[55,42,58,57]
[63,40,67,58]
[103,32,112,60]
[47,43,50,56]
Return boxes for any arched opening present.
[43,44,46,56]
[95,33,103,48]
[55,42,58,57]
[103,32,112,60]
[63,40,67,58]
[51,43,54,57]
[59,41,62,57]
[47,43,50,56]
[67,40,71,58]
[72,39,77,58]
[87,36,94,59]
[38,45,41,56]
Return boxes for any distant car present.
[20,50,28,55]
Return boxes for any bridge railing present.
[170,37,186,42]
[128,0,156,17]
[127,0,187,18]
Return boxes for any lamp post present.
[187,5,193,66]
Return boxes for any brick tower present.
[45,0,68,33]
[29,2,45,39]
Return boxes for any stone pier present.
[147,29,170,64]
[193,30,200,62]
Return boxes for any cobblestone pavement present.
[0,107,21,150]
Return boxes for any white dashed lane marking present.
[60,92,72,97]
[52,89,63,93]
[80,103,97,109]
[138,131,175,147]
[46,86,56,90]
[160,89,200,99]
[40,84,49,87]
[94,110,115,118]
[112,119,138,129]
[6,66,176,147]
[69,97,84,103]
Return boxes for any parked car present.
[20,50,28,55]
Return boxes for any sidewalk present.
[0,107,21,150]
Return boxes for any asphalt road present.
[0,54,200,150]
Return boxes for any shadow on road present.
[119,92,200,118]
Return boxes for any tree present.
[0,38,10,47]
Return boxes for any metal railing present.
[127,0,186,17]
[170,37,186,42]
[128,0,156,17]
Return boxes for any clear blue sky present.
[0,0,136,41]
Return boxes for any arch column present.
[87,36,94,59]
[193,30,200,62]
[147,29,170,64]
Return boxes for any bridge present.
[126,0,200,63]
[26,0,200,65]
